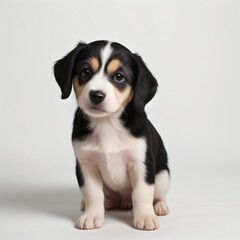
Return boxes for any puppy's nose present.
[89,90,106,104]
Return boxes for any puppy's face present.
[54,40,158,115]
[72,42,135,118]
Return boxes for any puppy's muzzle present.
[89,90,106,104]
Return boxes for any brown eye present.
[113,73,125,83]
[80,68,92,79]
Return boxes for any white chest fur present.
[73,116,146,193]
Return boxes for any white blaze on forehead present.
[87,42,113,90]
[100,42,113,72]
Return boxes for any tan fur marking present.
[89,57,99,72]
[73,76,84,98]
[107,59,121,75]
[114,85,133,109]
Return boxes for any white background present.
[0,0,239,239]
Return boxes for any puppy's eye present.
[113,73,125,83]
[80,68,92,79]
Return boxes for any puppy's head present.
[54,41,158,117]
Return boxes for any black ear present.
[53,42,86,99]
[132,54,158,112]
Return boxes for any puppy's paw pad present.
[133,215,159,231]
[154,201,169,216]
[75,215,103,230]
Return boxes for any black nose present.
[89,90,106,104]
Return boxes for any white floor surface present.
[1,163,239,240]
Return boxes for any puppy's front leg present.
[75,161,104,230]
[129,169,159,231]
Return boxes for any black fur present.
[54,40,169,186]
[121,102,169,184]
[72,108,92,141]
[75,160,84,187]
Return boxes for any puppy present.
[54,40,170,231]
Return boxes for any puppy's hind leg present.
[154,170,170,216]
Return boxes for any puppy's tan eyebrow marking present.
[107,59,122,75]
[88,57,99,72]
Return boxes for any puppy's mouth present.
[83,106,110,118]
[87,106,109,114]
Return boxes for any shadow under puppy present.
[54,41,170,231]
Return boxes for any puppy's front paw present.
[133,214,159,231]
[75,215,103,230]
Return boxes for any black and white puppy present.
[54,40,170,231]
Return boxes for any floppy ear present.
[53,42,86,99]
[132,54,158,113]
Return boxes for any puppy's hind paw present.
[154,201,169,216]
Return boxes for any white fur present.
[75,161,104,229]
[73,115,147,195]
[154,170,170,198]
[154,170,170,216]
[100,42,112,68]
[131,182,159,230]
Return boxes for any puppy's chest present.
[73,119,146,191]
